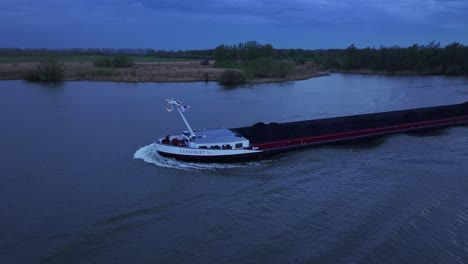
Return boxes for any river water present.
[1,74,468,263]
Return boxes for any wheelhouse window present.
[235,143,243,149]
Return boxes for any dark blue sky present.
[1,0,467,50]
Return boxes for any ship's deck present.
[192,128,247,144]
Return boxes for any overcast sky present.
[1,0,467,50]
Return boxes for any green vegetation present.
[211,40,468,76]
[0,55,102,63]
[218,70,248,85]
[93,57,113,67]
[214,41,274,65]
[149,49,213,60]
[26,58,64,82]
[0,55,198,64]
[0,48,211,63]
[94,54,134,68]
[244,58,294,78]
[295,57,306,65]
[112,54,134,68]
[309,42,468,75]
[2,41,468,77]
[213,41,295,82]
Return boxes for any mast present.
[166,99,196,138]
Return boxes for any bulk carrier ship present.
[154,99,468,163]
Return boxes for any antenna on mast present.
[166,99,174,112]
[165,98,196,138]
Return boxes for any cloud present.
[0,0,467,48]
[375,0,468,24]
[3,0,465,29]
[126,0,371,29]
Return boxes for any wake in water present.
[133,143,267,171]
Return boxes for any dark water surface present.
[1,74,468,263]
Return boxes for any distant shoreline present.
[330,69,461,76]
[0,61,329,83]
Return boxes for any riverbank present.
[331,68,437,75]
[0,61,329,83]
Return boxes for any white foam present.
[133,143,266,171]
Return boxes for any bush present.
[244,58,294,78]
[277,61,295,78]
[112,54,134,68]
[93,55,134,68]
[94,57,113,67]
[445,65,464,75]
[218,70,247,85]
[26,58,64,82]
[295,57,306,65]
[244,57,275,78]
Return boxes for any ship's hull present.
[157,150,276,163]
[156,102,468,163]
[155,143,266,163]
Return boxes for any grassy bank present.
[0,61,327,83]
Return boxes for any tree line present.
[0,47,213,59]
[213,41,274,64]
[213,41,294,84]
[207,41,468,76]
[309,42,468,75]
[2,41,467,75]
